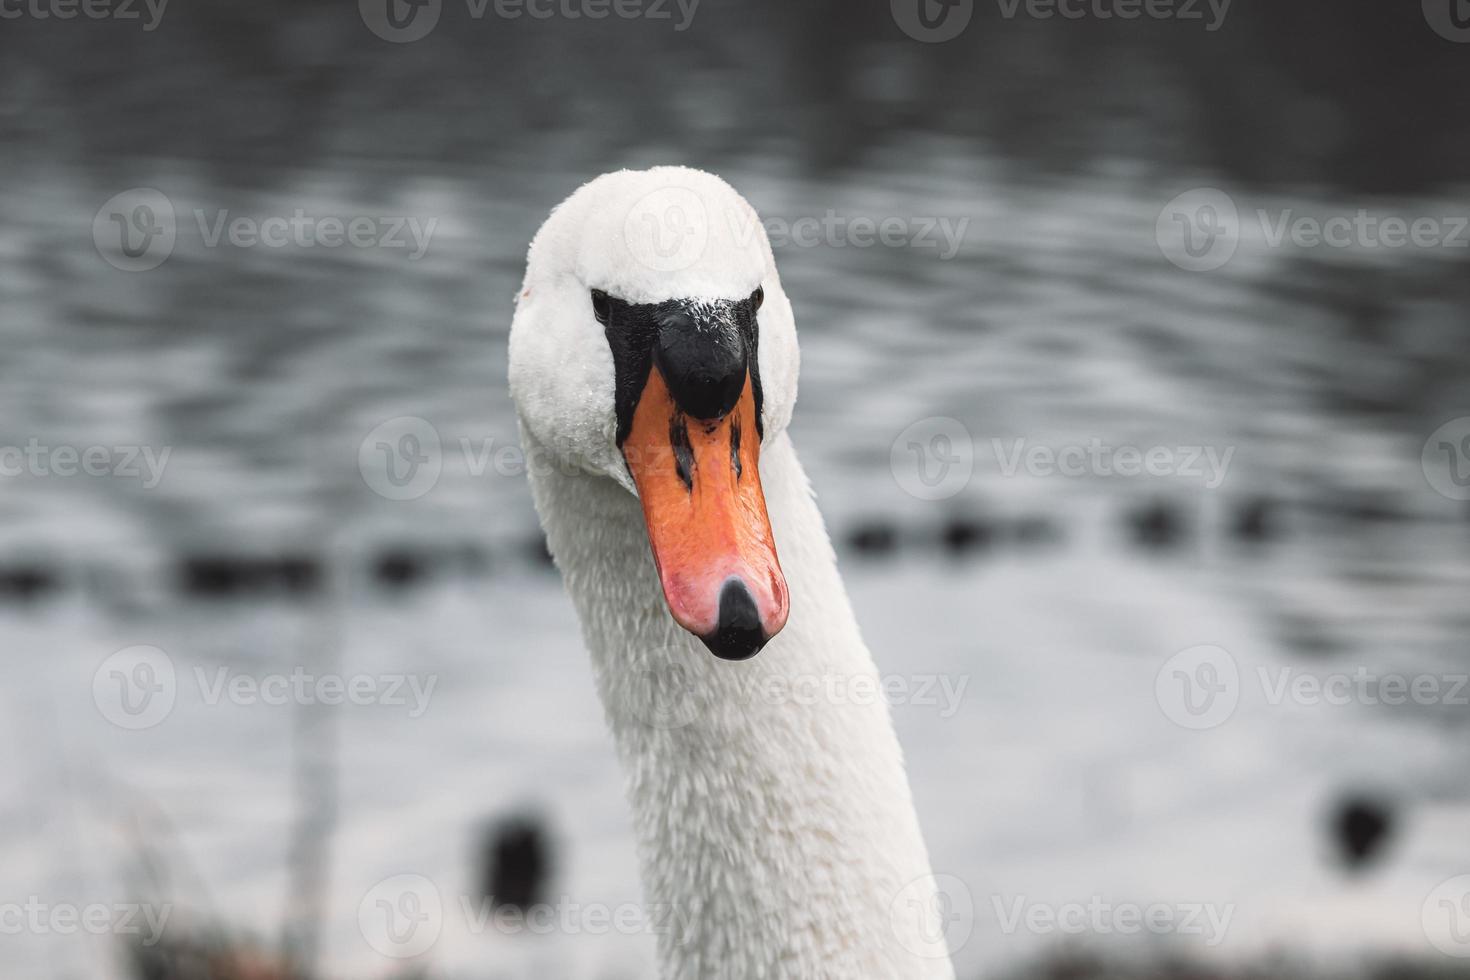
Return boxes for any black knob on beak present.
[700,579,768,661]
[654,307,747,421]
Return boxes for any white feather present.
[509,167,955,980]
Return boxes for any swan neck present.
[522,427,954,979]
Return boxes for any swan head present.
[509,167,798,661]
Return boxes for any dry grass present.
[127,932,304,980]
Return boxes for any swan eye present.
[590,288,612,325]
[750,287,764,312]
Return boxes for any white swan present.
[509,167,955,980]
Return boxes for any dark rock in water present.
[180,556,247,597]
[180,555,321,599]
[1331,794,1395,871]
[940,517,991,557]
[1232,496,1279,544]
[478,814,553,913]
[0,566,59,602]
[274,555,322,595]
[846,520,898,557]
[373,549,426,590]
[1128,500,1186,551]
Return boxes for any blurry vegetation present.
[120,938,1470,980]
[128,931,302,980]
[1000,951,1470,980]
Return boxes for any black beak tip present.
[700,579,768,661]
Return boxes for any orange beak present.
[622,364,789,660]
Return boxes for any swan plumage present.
[509,167,955,979]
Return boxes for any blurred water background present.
[3,1,1470,977]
